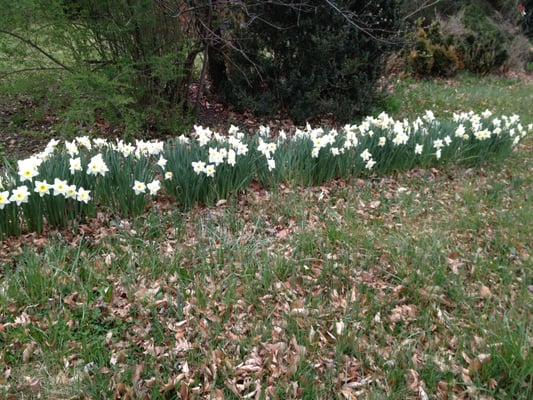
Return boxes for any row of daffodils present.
[0,110,530,238]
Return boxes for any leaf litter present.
[1,139,532,398]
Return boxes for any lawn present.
[0,73,532,399]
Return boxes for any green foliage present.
[407,23,463,77]
[0,0,201,135]
[162,135,256,209]
[94,150,156,218]
[457,4,509,74]
[403,2,526,77]
[219,1,401,123]
[1,109,530,239]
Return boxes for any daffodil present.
[208,148,224,165]
[65,140,79,157]
[424,110,435,122]
[474,129,491,140]
[9,185,30,206]
[194,125,212,146]
[481,109,492,119]
[132,180,146,195]
[471,114,481,125]
[17,159,39,182]
[0,191,10,209]
[65,185,77,199]
[227,149,236,166]
[87,154,109,176]
[257,139,271,158]
[69,157,82,174]
[192,161,206,175]
[204,164,216,177]
[365,159,376,170]
[34,180,51,197]
[53,178,68,196]
[176,135,190,144]
[360,148,372,161]
[433,139,444,149]
[93,138,108,148]
[147,179,161,195]
[157,156,167,169]
[76,136,92,150]
[313,137,325,149]
[228,125,240,135]
[118,141,135,157]
[236,142,248,156]
[392,133,408,146]
[197,133,210,147]
[76,187,91,203]
[259,125,270,136]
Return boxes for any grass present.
[390,72,533,126]
[1,74,532,399]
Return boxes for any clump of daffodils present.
[0,111,530,238]
[190,124,250,177]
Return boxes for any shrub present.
[217,1,401,124]
[0,0,202,135]
[506,33,533,70]
[455,5,509,74]
[406,23,463,77]
[405,4,514,77]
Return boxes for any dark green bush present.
[218,1,400,124]
[405,4,512,77]
[456,4,509,74]
[406,23,463,77]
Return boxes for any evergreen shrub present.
[456,4,509,74]
[218,1,400,124]
[407,23,463,77]
[406,4,512,77]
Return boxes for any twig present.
[0,28,73,72]
[0,67,66,80]
[403,0,443,21]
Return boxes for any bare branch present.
[0,28,73,72]
[0,67,66,80]
[323,0,398,43]
[403,0,443,21]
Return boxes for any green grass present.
[1,75,532,399]
[390,73,533,126]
